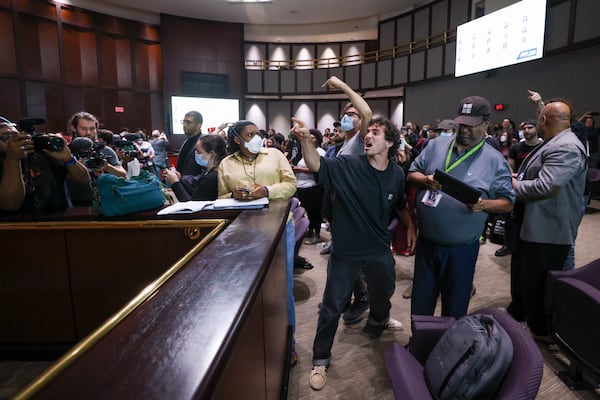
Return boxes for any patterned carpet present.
[288,200,600,400]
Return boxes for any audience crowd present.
[0,85,597,392]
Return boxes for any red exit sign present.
[115,106,124,113]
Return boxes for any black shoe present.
[342,300,369,325]
[362,321,385,339]
[294,256,313,270]
[494,246,512,257]
[319,245,331,255]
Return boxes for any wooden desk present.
[3,200,290,399]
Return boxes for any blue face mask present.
[194,151,209,167]
[439,131,453,137]
[340,114,355,132]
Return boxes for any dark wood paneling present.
[18,14,60,80]
[24,82,64,132]
[15,0,56,19]
[161,14,244,101]
[59,5,94,29]
[101,35,132,88]
[135,41,161,91]
[0,10,17,75]
[102,89,133,131]
[22,201,290,399]
[0,79,22,121]
[63,27,98,85]
[0,230,75,343]
[66,227,201,337]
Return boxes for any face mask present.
[440,131,453,137]
[340,114,355,132]
[500,135,507,143]
[194,151,209,167]
[244,135,263,154]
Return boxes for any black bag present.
[488,214,507,245]
[424,314,513,400]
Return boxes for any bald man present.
[507,100,587,339]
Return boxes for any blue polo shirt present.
[409,136,514,246]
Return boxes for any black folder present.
[434,169,482,204]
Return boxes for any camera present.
[70,137,107,169]
[113,139,139,159]
[18,117,65,152]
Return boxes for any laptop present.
[434,169,482,204]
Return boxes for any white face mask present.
[500,135,507,143]
[244,135,263,154]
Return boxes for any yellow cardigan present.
[217,147,297,200]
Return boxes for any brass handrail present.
[245,29,456,70]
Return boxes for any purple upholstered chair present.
[384,307,543,400]
[546,258,600,389]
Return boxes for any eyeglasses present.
[524,126,535,130]
[342,111,360,119]
[181,119,195,124]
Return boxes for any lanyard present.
[444,139,484,172]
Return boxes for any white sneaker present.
[309,365,327,390]
[385,317,403,331]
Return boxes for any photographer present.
[0,116,89,213]
[67,111,126,205]
[112,138,142,178]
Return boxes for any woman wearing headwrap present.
[218,120,296,200]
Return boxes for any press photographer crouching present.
[66,111,126,205]
[0,116,90,214]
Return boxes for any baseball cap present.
[522,119,536,128]
[454,96,491,126]
[433,119,457,132]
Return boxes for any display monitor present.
[455,0,547,77]
[171,96,240,134]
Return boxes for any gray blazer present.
[514,128,587,245]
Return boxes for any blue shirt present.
[409,136,515,246]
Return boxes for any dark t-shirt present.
[509,141,540,172]
[0,152,69,214]
[171,169,218,202]
[319,155,406,257]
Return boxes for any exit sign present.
[115,106,124,113]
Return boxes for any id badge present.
[422,189,442,207]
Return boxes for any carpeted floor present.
[288,199,600,400]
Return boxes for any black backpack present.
[424,314,513,400]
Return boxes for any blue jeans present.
[285,217,296,347]
[411,236,480,318]
[312,252,395,365]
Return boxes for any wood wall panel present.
[60,6,94,29]
[0,230,75,343]
[0,79,22,122]
[0,10,17,75]
[101,35,132,88]
[135,41,162,91]
[37,20,61,80]
[15,0,56,19]
[25,82,64,131]
[63,27,98,85]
